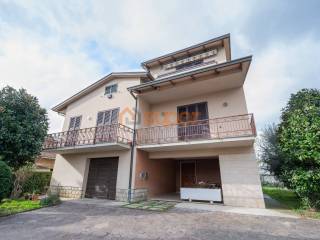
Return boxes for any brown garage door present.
[85,158,118,200]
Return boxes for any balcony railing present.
[43,123,133,150]
[136,114,256,145]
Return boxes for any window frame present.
[68,115,82,130]
[105,84,118,95]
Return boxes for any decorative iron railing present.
[136,114,256,145]
[43,123,133,150]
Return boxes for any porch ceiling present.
[136,136,255,152]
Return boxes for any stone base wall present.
[50,185,83,199]
[116,188,148,202]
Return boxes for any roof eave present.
[52,72,147,113]
[141,33,231,67]
[128,56,252,93]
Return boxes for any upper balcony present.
[136,114,256,152]
[43,123,133,154]
[129,56,252,105]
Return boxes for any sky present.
[0,0,319,133]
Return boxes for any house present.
[44,34,265,208]
[35,152,56,171]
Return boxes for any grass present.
[262,186,320,219]
[122,200,176,212]
[0,199,42,217]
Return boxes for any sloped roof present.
[141,34,231,69]
[52,72,147,113]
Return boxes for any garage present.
[85,157,119,200]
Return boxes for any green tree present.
[0,160,13,201]
[258,123,283,177]
[0,86,48,169]
[278,89,320,209]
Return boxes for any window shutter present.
[97,112,104,126]
[69,117,75,130]
[74,116,82,129]
[111,84,118,93]
[104,110,111,125]
[111,109,119,124]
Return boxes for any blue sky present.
[0,0,319,133]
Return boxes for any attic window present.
[105,84,118,95]
[175,59,203,70]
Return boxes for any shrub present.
[22,172,52,195]
[11,165,33,199]
[40,194,61,207]
[0,161,12,201]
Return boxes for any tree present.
[0,86,48,169]
[278,89,320,209]
[0,160,12,201]
[258,123,283,176]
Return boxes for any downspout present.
[128,90,137,202]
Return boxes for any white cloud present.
[0,24,102,132]
[245,35,320,128]
[0,0,319,134]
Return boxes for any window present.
[96,108,119,126]
[105,84,118,95]
[175,59,203,70]
[68,116,82,130]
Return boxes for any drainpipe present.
[128,91,138,202]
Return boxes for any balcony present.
[43,123,133,154]
[136,114,256,152]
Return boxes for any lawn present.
[262,186,320,219]
[0,199,42,217]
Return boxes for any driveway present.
[0,199,319,240]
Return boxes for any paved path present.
[0,199,319,240]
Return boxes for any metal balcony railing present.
[136,114,256,145]
[43,123,133,150]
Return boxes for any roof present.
[129,56,252,93]
[39,151,56,159]
[141,34,231,69]
[52,72,147,113]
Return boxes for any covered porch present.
[134,155,223,203]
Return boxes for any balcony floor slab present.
[136,136,255,152]
[43,142,131,154]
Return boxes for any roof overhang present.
[52,72,147,114]
[129,56,252,100]
[141,34,231,70]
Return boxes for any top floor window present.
[175,59,203,70]
[105,84,118,95]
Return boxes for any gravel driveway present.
[0,199,319,240]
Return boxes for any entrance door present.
[181,161,196,187]
[177,102,209,140]
[85,158,119,199]
[95,108,119,143]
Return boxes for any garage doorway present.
[85,157,118,200]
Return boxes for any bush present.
[0,161,12,201]
[11,165,33,198]
[22,172,52,195]
[40,194,61,207]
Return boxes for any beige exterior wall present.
[148,46,227,78]
[139,87,248,127]
[51,77,140,198]
[51,150,132,198]
[62,77,139,131]
[219,149,265,208]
